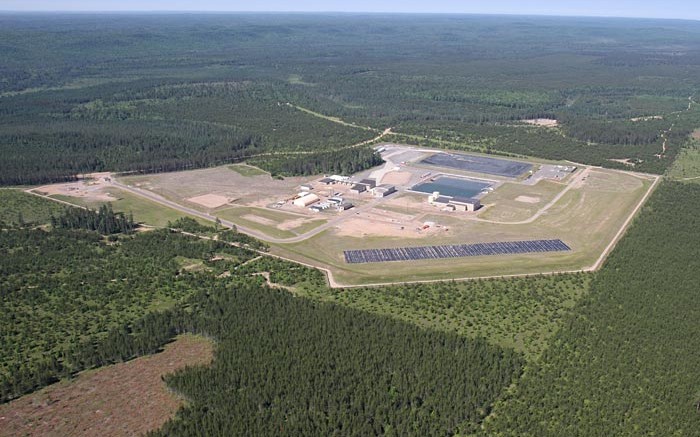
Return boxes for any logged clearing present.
[522,118,558,127]
[34,175,116,203]
[0,335,213,437]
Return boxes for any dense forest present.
[483,182,700,435]
[3,12,700,436]
[0,226,257,401]
[3,162,700,434]
[152,285,523,436]
[51,203,135,234]
[2,14,700,182]
[1,206,524,434]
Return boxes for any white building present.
[372,184,397,198]
[293,193,320,207]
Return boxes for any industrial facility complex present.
[104,142,655,286]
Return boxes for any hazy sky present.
[2,0,699,21]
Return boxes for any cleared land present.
[31,145,656,286]
[120,165,309,209]
[522,118,559,127]
[0,335,213,437]
[228,163,268,177]
[216,206,326,239]
[274,168,655,286]
[48,188,202,227]
[479,180,563,222]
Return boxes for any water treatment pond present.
[421,152,532,178]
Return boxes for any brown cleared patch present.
[187,193,231,209]
[0,334,213,437]
[522,118,558,127]
[692,128,700,140]
[380,171,412,186]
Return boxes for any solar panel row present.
[344,239,571,264]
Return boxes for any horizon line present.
[0,10,698,22]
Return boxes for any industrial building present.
[350,183,367,194]
[359,178,377,189]
[329,175,351,185]
[319,177,336,185]
[372,184,397,198]
[300,184,313,191]
[293,193,320,207]
[450,197,481,212]
[428,191,481,212]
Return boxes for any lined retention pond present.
[411,176,492,198]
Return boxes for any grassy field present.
[215,206,314,239]
[479,180,564,222]
[51,188,204,227]
[0,335,213,437]
[0,189,66,225]
[300,273,590,360]
[273,168,654,285]
[228,164,268,177]
[668,140,700,183]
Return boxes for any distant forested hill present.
[1,14,700,182]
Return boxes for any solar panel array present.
[344,239,571,264]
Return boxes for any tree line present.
[51,204,135,235]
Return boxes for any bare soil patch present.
[335,218,433,238]
[609,158,636,167]
[630,115,663,122]
[515,195,541,204]
[522,118,558,127]
[35,179,117,203]
[0,334,213,437]
[187,193,231,208]
[381,171,412,186]
[692,128,700,140]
